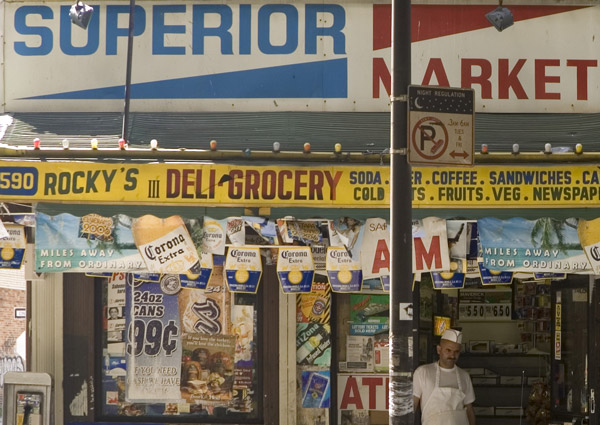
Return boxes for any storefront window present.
[336,289,390,425]
[99,268,261,422]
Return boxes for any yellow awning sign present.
[5,161,600,207]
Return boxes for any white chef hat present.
[441,329,462,344]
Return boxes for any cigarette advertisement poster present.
[35,212,145,273]
[478,217,591,273]
[125,280,182,401]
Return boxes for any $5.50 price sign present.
[127,319,179,356]
[459,303,512,321]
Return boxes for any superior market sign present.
[3,2,599,113]
[6,162,600,208]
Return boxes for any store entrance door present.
[589,277,600,425]
[551,275,595,425]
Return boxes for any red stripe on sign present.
[373,5,588,50]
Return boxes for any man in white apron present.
[413,329,476,425]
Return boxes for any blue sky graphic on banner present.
[477,217,591,273]
[126,280,182,401]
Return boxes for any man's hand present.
[465,403,476,425]
[413,396,420,412]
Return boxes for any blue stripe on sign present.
[67,423,166,425]
[24,58,347,100]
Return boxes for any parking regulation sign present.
[408,86,474,166]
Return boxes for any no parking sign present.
[408,85,474,166]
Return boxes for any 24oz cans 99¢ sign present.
[408,85,475,166]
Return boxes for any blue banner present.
[125,279,182,401]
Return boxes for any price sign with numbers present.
[459,303,512,321]
[125,276,182,401]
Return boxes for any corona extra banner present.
[7,162,600,208]
[36,211,600,275]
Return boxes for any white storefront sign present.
[4,1,599,113]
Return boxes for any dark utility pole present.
[389,0,413,423]
[121,0,136,142]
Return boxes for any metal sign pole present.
[389,0,413,423]
[121,0,136,142]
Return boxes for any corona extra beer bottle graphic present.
[132,215,201,274]
[577,217,600,273]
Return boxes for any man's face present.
[437,339,461,369]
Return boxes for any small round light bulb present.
[210,140,218,151]
[33,138,41,149]
[273,142,281,153]
[334,143,342,153]
[150,139,158,149]
[303,142,311,153]
[90,138,99,149]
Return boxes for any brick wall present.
[0,287,26,357]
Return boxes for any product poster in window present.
[431,271,466,289]
[301,371,331,408]
[125,280,182,402]
[349,294,390,335]
[0,224,25,269]
[296,323,331,366]
[326,247,362,292]
[178,276,230,338]
[202,217,227,255]
[179,251,213,290]
[478,262,513,285]
[277,246,315,293]
[180,334,236,402]
[225,247,262,293]
[296,281,331,324]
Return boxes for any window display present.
[99,270,260,421]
